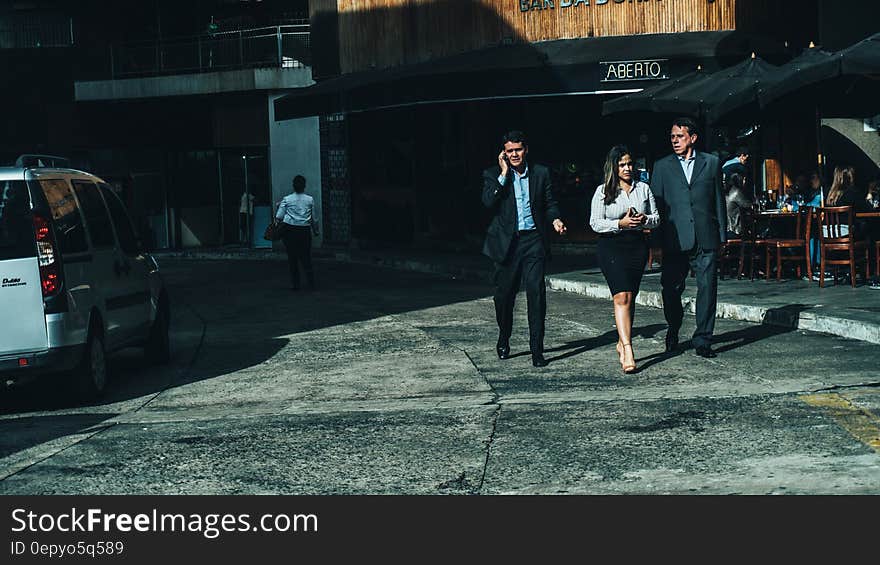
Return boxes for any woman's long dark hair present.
[827,165,855,205]
[603,145,632,205]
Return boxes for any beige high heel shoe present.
[621,343,637,374]
[616,341,625,365]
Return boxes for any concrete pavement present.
[157,242,880,345]
[3,258,880,495]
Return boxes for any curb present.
[546,276,880,345]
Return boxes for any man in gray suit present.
[650,117,727,358]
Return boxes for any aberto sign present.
[600,59,668,82]
[519,0,667,12]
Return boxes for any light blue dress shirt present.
[498,166,535,231]
[678,151,697,184]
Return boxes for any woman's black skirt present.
[597,230,649,296]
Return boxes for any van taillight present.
[33,214,61,296]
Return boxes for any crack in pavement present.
[384,312,501,495]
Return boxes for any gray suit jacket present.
[649,151,727,252]
[481,162,561,264]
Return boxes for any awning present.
[274,30,781,120]
[602,54,779,121]
[605,33,880,125]
[601,66,708,117]
[705,45,835,124]
[757,32,880,118]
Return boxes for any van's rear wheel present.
[145,298,170,365]
[74,331,107,402]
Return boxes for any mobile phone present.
[629,207,639,216]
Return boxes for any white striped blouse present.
[589,181,660,234]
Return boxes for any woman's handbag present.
[264,220,285,242]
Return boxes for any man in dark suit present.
[650,117,727,358]
[482,130,567,368]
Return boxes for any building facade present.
[3,0,320,251]
[278,0,878,251]
[4,1,875,252]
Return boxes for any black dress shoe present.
[531,354,548,367]
[496,339,510,360]
[665,332,679,353]
[695,345,717,358]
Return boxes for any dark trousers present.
[493,230,546,355]
[281,225,314,289]
[661,246,718,348]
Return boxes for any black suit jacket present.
[481,162,561,264]
[649,151,727,252]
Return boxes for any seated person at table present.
[794,170,825,210]
[779,184,797,208]
[798,170,826,276]
[866,177,879,209]
[864,177,880,289]
[826,165,869,219]
[819,165,869,283]
[781,173,809,207]
[724,173,753,240]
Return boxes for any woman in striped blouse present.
[589,145,660,374]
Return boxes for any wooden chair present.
[814,205,869,287]
[734,210,775,280]
[766,207,812,281]
[873,240,880,279]
[719,233,746,279]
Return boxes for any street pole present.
[242,155,250,247]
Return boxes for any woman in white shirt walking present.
[276,175,319,290]
[589,145,659,374]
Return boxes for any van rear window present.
[38,179,88,254]
[0,180,35,260]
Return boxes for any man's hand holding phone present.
[498,150,510,176]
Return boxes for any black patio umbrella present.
[705,45,835,125]
[646,54,778,119]
[601,66,707,116]
[602,54,778,121]
[757,32,880,117]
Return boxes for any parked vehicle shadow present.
[0,258,504,460]
[1,259,496,413]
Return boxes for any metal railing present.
[109,23,311,79]
[0,14,73,49]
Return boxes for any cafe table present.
[755,209,800,239]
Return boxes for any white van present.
[0,156,169,402]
